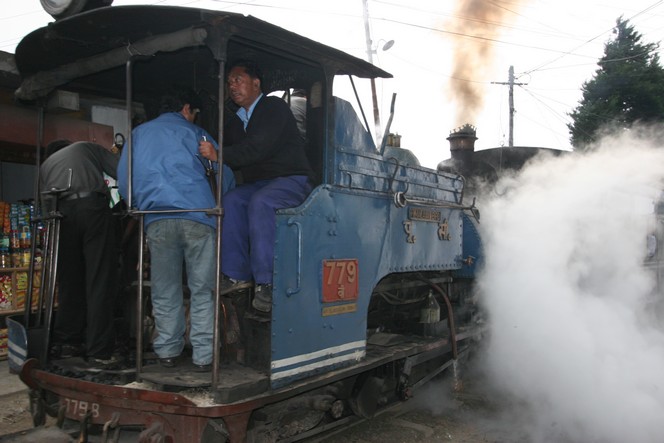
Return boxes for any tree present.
[568,17,664,150]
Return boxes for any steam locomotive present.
[7,5,484,442]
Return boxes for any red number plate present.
[322,259,359,302]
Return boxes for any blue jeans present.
[146,219,215,365]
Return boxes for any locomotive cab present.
[10,5,485,442]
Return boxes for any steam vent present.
[438,124,477,174]
[448,123,477,155]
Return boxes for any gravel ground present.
[0,392,32,437]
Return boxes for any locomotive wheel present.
[200,419,230,443]
[29,389,46,427]
[349,376,384,418]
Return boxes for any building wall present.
[0,162,35,203]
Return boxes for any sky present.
[1,0,663,168]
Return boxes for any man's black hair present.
[158,85,204,115]
[45,139,72,158]
[229,59,264,90]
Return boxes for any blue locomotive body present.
[271,130,473,387]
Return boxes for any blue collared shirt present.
[236,93,264,130]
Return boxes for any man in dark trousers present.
[40,139,120,367]
[199,59,312,313]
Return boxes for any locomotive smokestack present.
[447,123,477,173]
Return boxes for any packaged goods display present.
[0,328,7,359]
[0,201,42,316]
[0,201,41,269]
[0,274,11,309]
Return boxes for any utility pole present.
[362,0,381,143]
[492,66,527,147]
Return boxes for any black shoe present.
[160,356,179,368]
[86,355,122,370]
[252,284,272,313]
[220,275,253,295]
[50,343,85,359]
[192,363,212,373]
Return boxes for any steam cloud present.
[479,129,664,442]
[447,0,526,126]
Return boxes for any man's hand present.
[198,139,218,161]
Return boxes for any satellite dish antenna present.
[381,40,395,51]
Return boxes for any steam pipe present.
[379,93,396,155]
[422,279,458,359]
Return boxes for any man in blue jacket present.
[118,87,235,372]
[199,60,312,313]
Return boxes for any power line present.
[520,0,664,76]
[370,15,602,59]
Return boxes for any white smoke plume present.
[478,128,664,442]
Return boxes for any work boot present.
[252,284,272,313]
[220,275,253,295]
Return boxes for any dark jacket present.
[224,95,311,183]
[40,141,119,197]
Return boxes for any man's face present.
[182,104,199,123]
[227,66,261,109]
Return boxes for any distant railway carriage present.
[8,4,484,442]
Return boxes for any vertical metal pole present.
[40,213,61,364]
[26,106,45,327]
[136,215,145,379]
[362,0,374,68]
[212,58,227,389]
[508,65,514,148]
[34,210,50,327]
[492,66,525,148]
[126,59,134,209]
[37,170,70,364]
[363,0,381,142]
[124,58,146,378]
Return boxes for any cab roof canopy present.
[14,5,392,103]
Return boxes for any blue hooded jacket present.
[118,112,235,229]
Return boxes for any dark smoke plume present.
[447,0,526,126]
